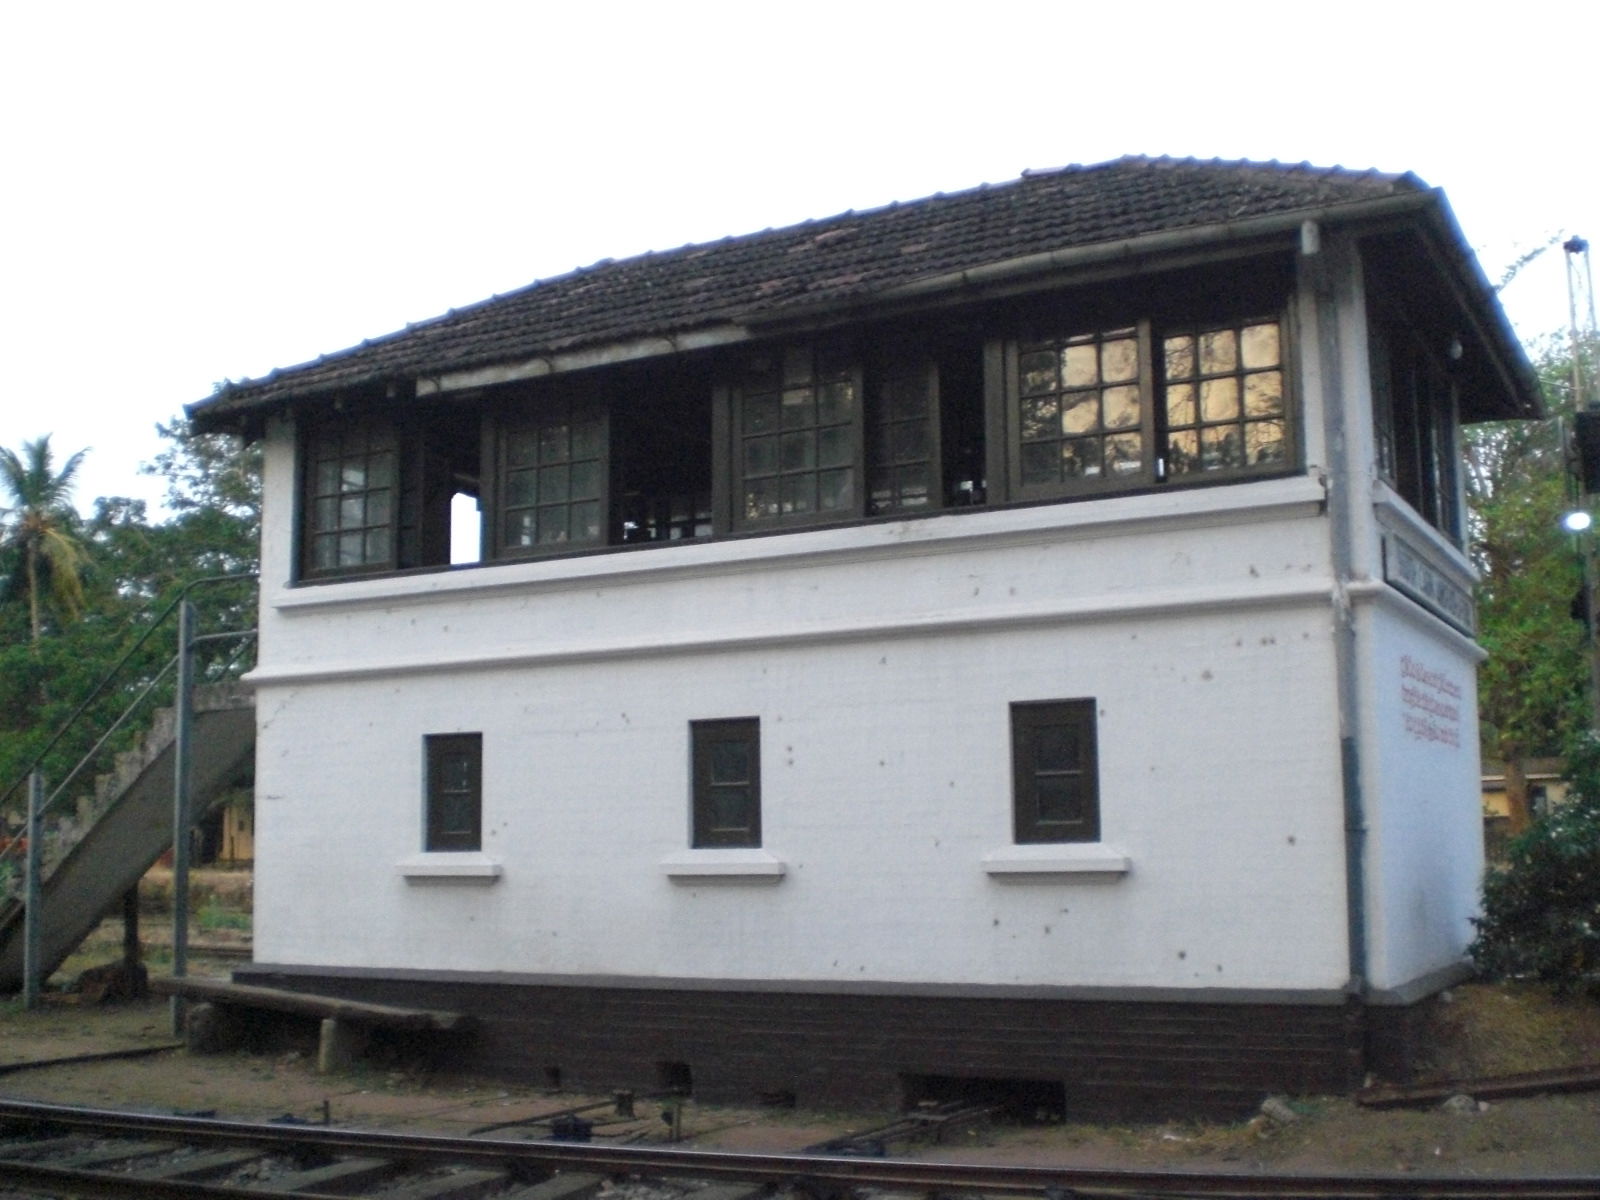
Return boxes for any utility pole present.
[1563,237,1600,729]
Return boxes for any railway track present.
[0,1096,1596,1200]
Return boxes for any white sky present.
[2,1,1594,516]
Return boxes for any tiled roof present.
[193,156,1425,418]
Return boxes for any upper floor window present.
[1371,324,1461,543]
[302,416,400,577]
[731,345,862,529]
[493,394,607,558]
[293,269,1298,582]
[999,314,1290,502]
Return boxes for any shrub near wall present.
[1472,732,1600,994]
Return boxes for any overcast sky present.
[2,2,1594,516]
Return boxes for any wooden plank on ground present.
[150,976,473,1031]
[1357,1060,1600,1108]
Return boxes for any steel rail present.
[1,1097,1598,1200]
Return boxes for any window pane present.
[1061,393,1099,435]
[1105,432,1142,475]
[1164,335,1195,380]
[1035,775,1087,826]
[316,460,340,495]
[1245,370,1284,418]
[366,489,391,527]
[818,379,855,424]
[539,464,570,504]
[1062,438,1101,478]
[1102,385,1140,430]
[781,389,815,429]
[891,420,928,462]
[537,506,569,543]
[1246,420,1287,465]
[1101,337,1138,383]
[709,787,750,832]
[1020,351,1057,395]
[744,393,780,434]
[365,529,390,562]
[340,462,367,492]
[781,473,815,515]
[818,425,853,468]
[780,431,816,471]
[817,468,854,511]
[313,534,337,569]
[1201,377,1240,422]
[571,500,602,542]
[569,459,601,500]
[709,739,750,784]
[1240,322,1281,369]
[504,510,536,547]
[1021,441,1057,485]
[1167,430,1199,476]
[1062,342,1099,387]
[338,532,364,566]
[744,478,779,521]
[1021,396,1058,441]
[1165,382,1196,427]
[1201,426,1241,470]
[1200,329,1237,373]
[505,469,536,507]
[506,429,538,467]
[315,496,339,530]
[896,464,929,506]
[1034,724,1077,772]
[744,435,779,476]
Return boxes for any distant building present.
[189,157,1541,1115]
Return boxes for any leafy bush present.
[1471,731,1600,992]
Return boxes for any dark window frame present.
[487,389,610,561]
[690,717,761,848]
[425,732,483,852]
[1370,322,1462,544]
[1010,700,1099,844]
[299,413,402,579]
[994,307,1294,504]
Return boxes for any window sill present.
[659,848,787,883]
[982,844,1130,878]
[396,852,503,884]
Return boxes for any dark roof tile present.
[194,156,1422,417]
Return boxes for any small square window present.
[691,718,761,848]
[1011,701,1099,844]
[425,733,482,852]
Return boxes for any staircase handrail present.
[0,573,257,867]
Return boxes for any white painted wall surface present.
[1356,509,1485,992]
[249,426,1355,992]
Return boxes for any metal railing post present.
[170,599,196,1036]
[23,772,43,1010]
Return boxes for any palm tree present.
[0,436,90,643]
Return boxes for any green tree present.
[1472,729,1600,991]
[1468,343,1591,826]
[0,436,90,643]
[1467,336,1595,834]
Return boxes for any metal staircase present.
[0,575,257,998]
[0,684,255,991]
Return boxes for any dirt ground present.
[3,980,1600,1177]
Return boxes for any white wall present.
[249,440,1355,992]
